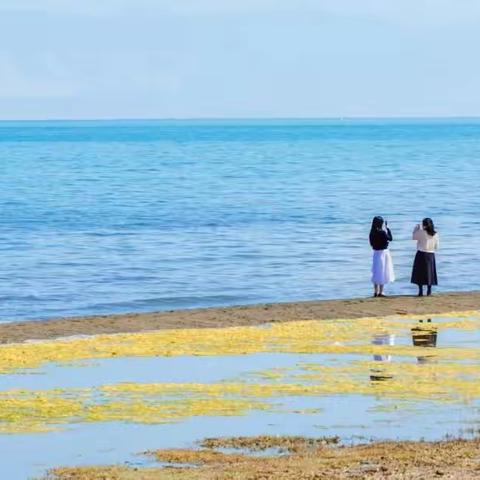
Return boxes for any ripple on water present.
[2,120,480,321]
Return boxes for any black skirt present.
[411,251,438,286]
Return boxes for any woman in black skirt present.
[411,218,439,296]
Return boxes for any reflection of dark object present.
[412,330,437,347]
[370,372,393,382]
[411,319,437,348]
[411,319,438,364]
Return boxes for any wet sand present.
[1,291,479,344]
[45,435,480,479]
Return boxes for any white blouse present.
[413,225,439,253]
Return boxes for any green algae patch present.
[0,310,478,374]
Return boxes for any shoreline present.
[46,435,480,480]
[0,291,479,344]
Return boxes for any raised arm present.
[386,228,393,242]
[412,224,422,240]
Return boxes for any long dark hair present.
[370,216,384,234]
[422,218,436,236]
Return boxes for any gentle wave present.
[0,119,479,322]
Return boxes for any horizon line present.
[1,115,480,123]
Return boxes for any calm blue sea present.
[0,119,479,323]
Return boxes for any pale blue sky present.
[1,0,479,119]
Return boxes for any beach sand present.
[1,291,479,344]
[4,294,478,478]
[45,435,480,479]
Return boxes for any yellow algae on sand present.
[0,310,478,374]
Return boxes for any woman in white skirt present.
[369,216,395,297]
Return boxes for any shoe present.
[378,294,386,298]
[373,293,378,298]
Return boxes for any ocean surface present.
[0,119,479,323]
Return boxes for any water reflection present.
[0,312,477,480]
[411,319,438,364]
[370,333,395,382]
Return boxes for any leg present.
[418,284,424,297]
[427,285,432,296]
[373,284,379,297]
[379,284,385,297]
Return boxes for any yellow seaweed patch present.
[0,385,270,434]
[1,347,480,434]
[0,310,478,374]
[0,311,478,434]
[0,391,85,433]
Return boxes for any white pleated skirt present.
[371,249,395,285]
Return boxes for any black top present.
[369,228,392,250]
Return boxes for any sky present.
[1,0,480,119]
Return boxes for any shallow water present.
[0,312,478,479]
[1,119,480,322]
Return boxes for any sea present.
[0,119,479,323]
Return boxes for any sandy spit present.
[0,291,479,345]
